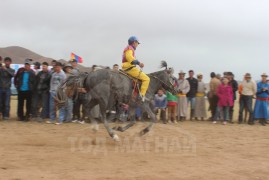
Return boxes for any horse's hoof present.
[112,126,118,130]
[139,128,149,136]
[113,126,123,132]
[91,124,99,132]
[112,134,120,142]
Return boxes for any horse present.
[56,61,177,141]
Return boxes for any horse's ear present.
[167,67,174,75]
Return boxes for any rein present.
[148,73,175,93]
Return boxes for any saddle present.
[119,69,142,98]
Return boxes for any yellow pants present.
[125,67,150,96]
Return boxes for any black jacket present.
[186,77,198,98]
[15,69,36,91]
[229,79,238,100]
[35,71,51,92]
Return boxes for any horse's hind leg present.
[99,101,120,141]
[103,114,120,141]
[85,99,99,132]
[139,103,157,136]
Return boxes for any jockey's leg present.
[126,67,150,96]
[138,72,150,96]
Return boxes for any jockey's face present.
[133,41,139,48]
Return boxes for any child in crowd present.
[154,89,167,124]
[166,90,178,123]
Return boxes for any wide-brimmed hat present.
[24,58,33,65]
[261,73,268,77]
[197,73,203,77]
[64,63,73,69]
[178,70,186,75]
[244,73,251,78]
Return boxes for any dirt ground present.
[0,99,268,180]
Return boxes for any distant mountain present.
[0,46,91,72]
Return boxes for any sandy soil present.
[0,99,268,180]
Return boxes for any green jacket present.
[166,91,178,102]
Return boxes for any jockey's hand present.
[139,63,144,68]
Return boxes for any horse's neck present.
[147,75,162,97]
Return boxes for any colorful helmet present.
[128,36,140,45]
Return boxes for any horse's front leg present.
[139,102,157,136]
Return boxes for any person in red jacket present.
[213,77,234,125]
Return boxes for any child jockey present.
[122,36,150,102]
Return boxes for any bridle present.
[148,73,177,94]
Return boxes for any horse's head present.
[148,61,178,95]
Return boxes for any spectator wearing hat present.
[32,62,51,120]
[186,70,198,120]
[194,73,207,120]
[15,58,36,121]
[209,72,221,120]
[227,72,238,123]
[176,70,190,121]
[0,57,15,120]
[253,73,269,126]
[238,73,257,125]
[47,62,66,125]
[63,63,74,122]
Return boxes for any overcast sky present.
[1,0,269,81]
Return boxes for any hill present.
[0,46,91,72]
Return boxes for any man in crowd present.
[194,73,207,120]
[15,59,36,121]
[71,59,80,75]
[176,70,190,121]
[33,62,41,75]
[113,64,119,71]
[238,73,257,125]
[47,62,66,125]
[63,63,74,123]
[227,72,238,123]
[186,70,198,120]
[209,72,221,121]
[253,73,269,126]
[50,60,57,73]
[33,62,51,121]
[0,57,15,120]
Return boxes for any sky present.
[1,0,269,81]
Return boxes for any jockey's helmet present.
[128,36,140,45]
